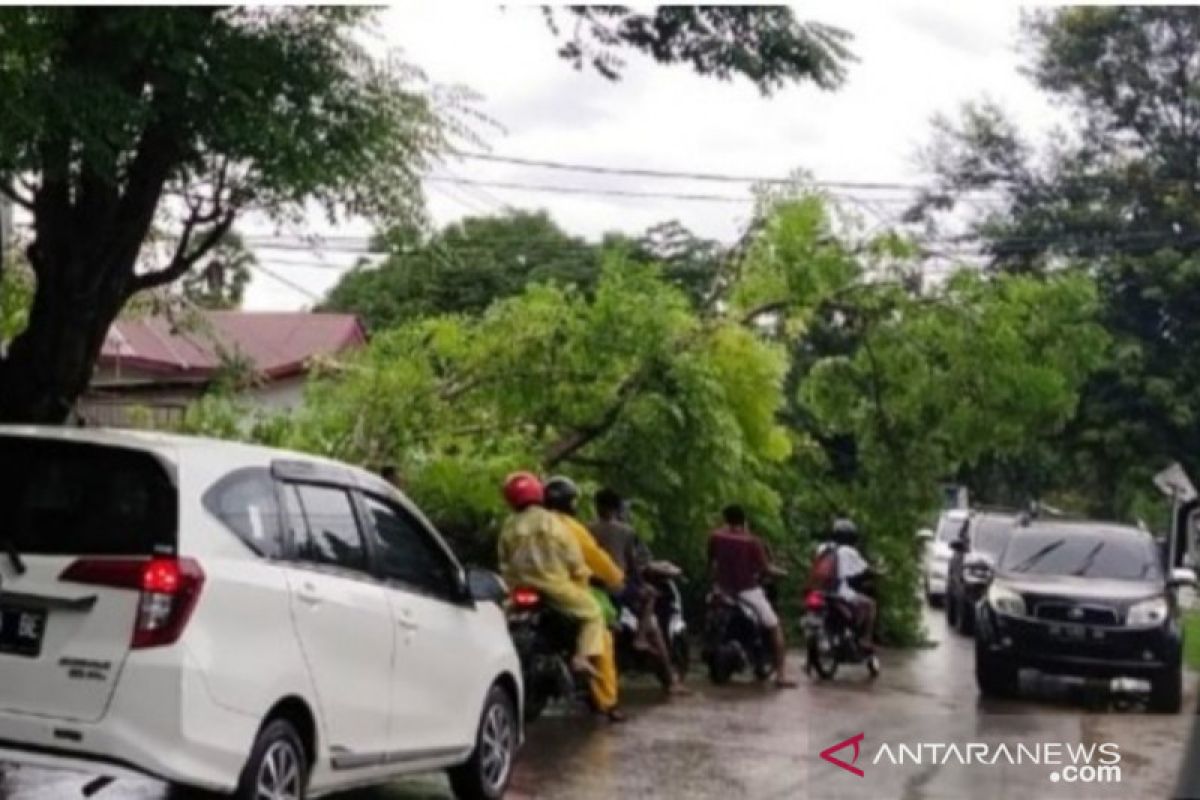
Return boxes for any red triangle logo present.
[820,732,865,777]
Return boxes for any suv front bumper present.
[977,606,1181,678]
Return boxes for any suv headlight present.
[1126,597,1169,627]
[987,584,1025,617]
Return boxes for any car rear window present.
[0,437,177,556]
[936,514,967,542]
[999,526,1161,580]
[971,516,1016,558]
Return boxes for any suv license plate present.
[0,605,47,658]
[1051,623,1089,641]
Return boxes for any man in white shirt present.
[824,519,876,649]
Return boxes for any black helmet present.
[832,517,859,546]
[543,476,580,514]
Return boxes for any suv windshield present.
[0,437,177,556]
[999,526,1161,581]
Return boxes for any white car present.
[0,427,522,800]
[922,508,969,605]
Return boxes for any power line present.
[427,175,756,204]
[248,262,322,302]
[451,151,974,194]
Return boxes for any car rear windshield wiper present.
[1,537,26,576]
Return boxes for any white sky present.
[243,2,1062,311]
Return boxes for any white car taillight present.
[61,557,205,649]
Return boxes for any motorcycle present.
[803,588,880,679]
[505,587,591,722]
[612,560,690,686]
[702,589,775,685]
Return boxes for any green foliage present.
[0,261,31,345]
[914,8,1200,521]
[323,211,601,330]
[323,213,727,331]
[211,198,1107,644]
[547,7,853,94]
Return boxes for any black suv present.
[945,511,1018,636]
[975,519,1193,711]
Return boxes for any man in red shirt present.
[707,504,796,687]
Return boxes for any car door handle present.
[297,582,322,606]
[396,608,419,631]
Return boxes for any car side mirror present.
[1169,567,1197,588]
[949,539,966,554]
[916,528,934,544]
[466,567,508,604]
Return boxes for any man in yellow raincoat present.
[543,476,626,721]
[497,472,608,680]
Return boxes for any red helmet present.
[503,471,544,509]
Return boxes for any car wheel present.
[975,640,1019,699]
[233,718,308,800]
[449,685,519,800]
[925,578,943,608]
[1149,664,1183,713]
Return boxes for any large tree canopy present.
[0,5,854,423]
[0,7,445,422]
[186,198,1107,643]
[912,7,1200,517]
[322,212,725,330]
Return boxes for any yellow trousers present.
[590,629,619,712]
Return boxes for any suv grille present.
[1033,603,1118,626]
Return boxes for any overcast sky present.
[244,2,1061,310]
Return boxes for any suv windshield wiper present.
[1008,538,1066,573]
[1070,542,1105,577]
[1,537,26,576]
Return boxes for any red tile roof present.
[99,311,366,381]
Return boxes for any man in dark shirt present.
[707,504,795,688]
[590,488,689,694]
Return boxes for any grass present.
[1184,611,1200,670]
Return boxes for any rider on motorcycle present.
[813,518,876,649]
[707,504,796,688]
[590,487,690,695]
[497,472,607,683]
[543,476,628,722]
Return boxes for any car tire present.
[1149,664,1183,713]
[233,718,308,800]
[925,578,943,608]
[975,640,1019,699]
[946,592,959,629]
[449,685,519,800]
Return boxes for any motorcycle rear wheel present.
[807,634,839,680]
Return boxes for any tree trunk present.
[0,267,128,423]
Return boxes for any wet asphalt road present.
[1,605,1195,800]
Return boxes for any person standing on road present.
[708,504,796,688]
[590,487,691,696]
[543,476,629,722]
[497,472,606,680]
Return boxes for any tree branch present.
[131,209,236,294]
[0,180,33,211]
